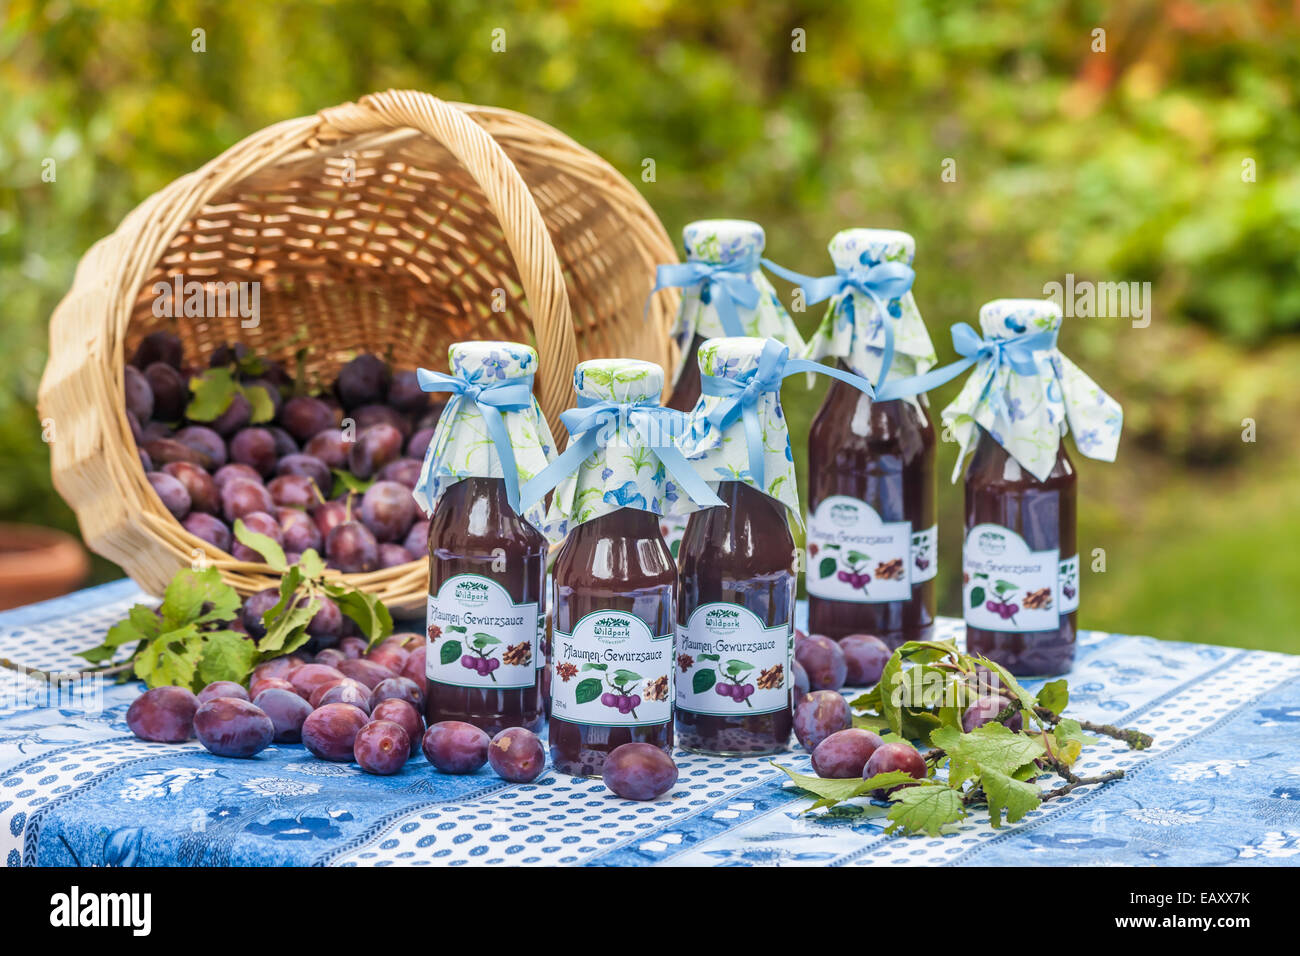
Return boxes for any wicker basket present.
[38,89,680,615]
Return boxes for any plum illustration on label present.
[805,496,914,603]
[675,603,790,716]
[962,524,1068,633]
[910,525,938,584]
[551,610,673,727]
[426,575,540,689]
[1059,555,1080,614]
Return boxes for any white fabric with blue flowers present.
[3,580,1299,868]
[541,359,703,536]
[941,299,1124,483]
[678,337,801,524]
[412,341,556,533]
[670,219,805,382]
[802,228,937,397]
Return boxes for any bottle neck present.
[573,506,665,542]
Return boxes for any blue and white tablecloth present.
[1,580,1298,867]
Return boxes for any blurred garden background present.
[2,0,1298,650]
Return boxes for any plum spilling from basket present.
[125,331,445,571]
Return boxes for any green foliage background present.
[2,1,1297,651]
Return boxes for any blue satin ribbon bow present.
[702,339,875,489]
[416,367,536,512]
[762,258,915,389]
[874,323,1058,408]
[518,398,724,514]
[646,255,762,337]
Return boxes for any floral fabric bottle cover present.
[940,299,1123,677]
[795,229,940,647]
[651,219,807,558]
[676,337,875,754]
[520,359,721,776]
[413,341,557,735]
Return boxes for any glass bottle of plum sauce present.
[939,299,1123,677]
[963,430,1076,677]
[550,507,677,775]
[677,480,796,755]
[527,358,719,776]
[802,229,938,649]
[426,476,547,735]
[674,336,870,755]
[414,341,556,736]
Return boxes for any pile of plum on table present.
[125,632,679,800]
[123,330,442,572]
[126,632,546,781]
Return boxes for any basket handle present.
[318,89,579,429]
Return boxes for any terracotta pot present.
[0,524,90,611]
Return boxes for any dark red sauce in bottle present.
[676,481,795,755]
[549,508,676,776]
[425,476,547,735]
[806,374,937,648]
[962,427,1078,677]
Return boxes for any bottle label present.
[962,523,1065,633]
[675,603,792,716]
[910,524,938,584]
[550,610,673,727]
[426,575,540,689]
[1059,554,1080,614]
[805,496,914,604]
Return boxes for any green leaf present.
[994,579,1016,594]
[233,519,287,571]
[296,549,327,580]
[186,369,276,426]
[846,550,868,565]
[243,383,275,423]
[185,368,240,422]
[197,630,258,686]
[581,662,607,671]
[971,656,1040,718]
[161,567,241,628]
[1048,718,1095,767]
[931,723,1045,789]
[851,711,891,733]
[1036,678,1069,716]
[982,768,1041,828]
[698,653,720,662]
[133,625,204,690]
[692,668,716,695]
[77,609,157,664]
[885,784,966,837]
[723,659,751,678]
[326,586,394,648]
[470,632,502,649]
[440,640,462,666]
[574,677,603,705]
[258,587,317,657]
[818,557,837,579]
[849,684,883,714]
[771,762,926,812]
[612,669,642,685]
[969,586,985,608]
[332,469,375,497]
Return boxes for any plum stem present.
[1039,768,1126,800]
[1034,706,1154,750]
